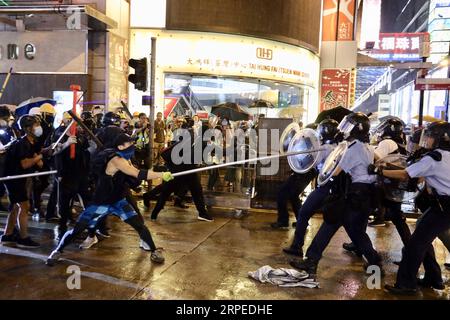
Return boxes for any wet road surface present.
[0,203,449,300]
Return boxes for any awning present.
[0,5,117,30]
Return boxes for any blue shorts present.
[77,198,138,229]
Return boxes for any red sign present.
[320,69,351,112]
[415,78,450,91]
[164,97,179,118]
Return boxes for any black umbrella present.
[315,106,352,124]
[211,102,250,121]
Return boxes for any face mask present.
[117,145,135,160]
[33,126,43,138]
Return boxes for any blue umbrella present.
[16,97,56,116]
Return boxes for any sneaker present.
[0,233,17,245]
[16,237,40,249]
[417,277,445,290]
[96,229,111,238]
[198,213,214,222]
[282,246,303,257]
[150,248,165,263]
[46,250,62,266]
[384,284,417,295]
[368,219,386,227]
[342,242,363,257]
[289,258,318,275]
[79,236,98,249]
[139,239,151,251]
[270,222,289,230]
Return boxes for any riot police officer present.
[383,121,450,294]
[290,112,382,275]
[283,119,339,256]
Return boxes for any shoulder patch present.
[425,150,442,162]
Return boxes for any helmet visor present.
[337,116,355,138]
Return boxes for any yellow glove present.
[162,172,174,182]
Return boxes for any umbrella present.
[210,102,250,121]
[315,106,352,124]
[278,105,306,118]
[248,99,275,109]
[412,115,441,123]
[16,97,56,117]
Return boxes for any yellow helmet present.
[40,103,56,115]
[133,111,140,117]
[62,111,72,120]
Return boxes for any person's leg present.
[126,215,156,251]
[385,202,412,246]
[289,186,331,251]
[151,180,175,219]
[343,203,381,266]
[275,175,295,226]
[305,221,342,262]
[17,200,30,238]
[396,208,450,288]
[4,203,19,235]
[45,180,57,220]
[187,174,209,217]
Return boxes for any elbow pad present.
[137,169,148,182]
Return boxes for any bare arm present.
[21,153,43,170]
[382,169,410,181]
[110,157,163,180]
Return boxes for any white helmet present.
[29,107,42,116]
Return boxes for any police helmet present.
[375,117,404,142]
[420,121,450,151]
[318,119,339,143]
[81,111,93,121]
[102,111,121,127]
[337,112,370,142]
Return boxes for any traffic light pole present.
[148,37,157,169]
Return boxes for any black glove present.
[368,164,383,175]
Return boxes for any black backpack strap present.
[425,150,442,162]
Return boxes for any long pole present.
[0,170,57,182]
[51,120,75,150]
[418,57,427,127]
[149,37,157,169]
[172,148,326,178]
[0,67,13,101]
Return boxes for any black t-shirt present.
[4,136,40,176]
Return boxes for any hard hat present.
[92,105,104,116]
[63,111,72,120]
[29,107,42,116]
[40,103,56,115]
[133,111,140,117]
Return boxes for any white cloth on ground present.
[248,265,319,288]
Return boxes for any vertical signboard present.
[320,69,351,111]
[322,0,356,41]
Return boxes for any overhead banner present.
[369,33,430,61]
[320,69,352,111]
[322,0,356,41]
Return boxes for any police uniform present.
[284,142,336,255]
[394,149,450,289]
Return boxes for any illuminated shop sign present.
[369,33,430,61]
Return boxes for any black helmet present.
[337,112,370,142]
[101,112,121,127]
[81,111,93,121]
[18,115,38,131]
[0,105,11,119]
[318,119,339,143]
[421,121,450,151]
[305,123,318,130]
[375,117,404,142]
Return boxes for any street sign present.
[393,62,433,69]
[415,78,450,90]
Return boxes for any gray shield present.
[318,141,348,186]
[287,128,322,174]
[376,154,425,203]
[280,122,301,154]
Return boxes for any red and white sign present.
[322,0,356,41]
[415,78,450,91]
[320,69,352,111]
[164,97,179,118]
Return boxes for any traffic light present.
[128,58,148,92]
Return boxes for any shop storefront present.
[128,30,320,124]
